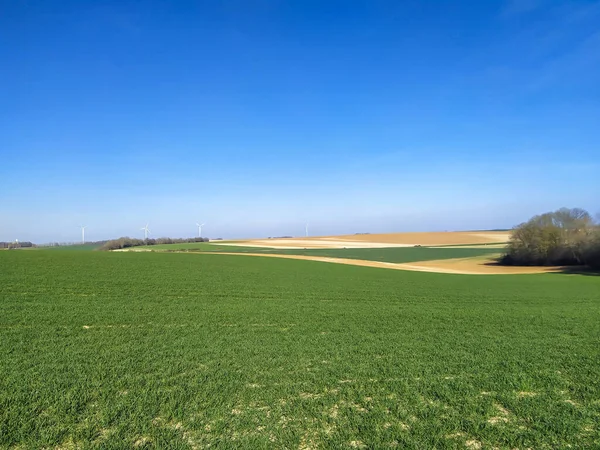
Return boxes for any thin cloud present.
[501,0,542,17]
[526,30,600,91]
[471,1,600,96]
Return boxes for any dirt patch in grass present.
[517,391,537,398]
[395,256,558,275]
[205,252,557,275]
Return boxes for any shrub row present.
[500,208,600,268]
[0,241,35,249]
[100,237,209,251]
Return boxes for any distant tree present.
[500,207,600,267]
[99,236,209,251]
[1,241,34,249]
[584,227,600,269]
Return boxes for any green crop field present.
[41,243,105,251]
[1,250,599,448]
[138,242,503,264]
[136,242,253,251]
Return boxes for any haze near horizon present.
[1,0,599,243]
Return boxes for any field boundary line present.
[189,252,554,275]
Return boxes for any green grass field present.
[137,242,503,264]
[41,243,105,251]
[136,242,253,251]
[1,250,599,448]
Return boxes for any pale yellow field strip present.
[215,239,416,249]
[231,231,511,249]
[205,252,556,275]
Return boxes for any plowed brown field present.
[231,231,510,249]
[317,231,510,245]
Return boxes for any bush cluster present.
[100,237,209,251]
[0,241,35,249]
[500,208,600,268]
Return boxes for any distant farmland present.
[134,242,503,263]
[231,231,511,249]
[1,249,599,448]
[43,243,105,251]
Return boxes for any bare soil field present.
[395,256,556,275]
[217,239,415,249]
[230,231,510,249]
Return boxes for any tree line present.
[0,241,35,249]
[100,237,209,251]
[500,207,600,268]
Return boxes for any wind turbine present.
[79,225,86,244]
[305,222,309,237]
[196,222,205,238]
[141,224,150,239]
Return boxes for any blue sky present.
[1,0,599,242]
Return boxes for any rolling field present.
[133,242,253,251]
[136,242,503,265]
[316,231,510,245]
[43,243,105,251]
[1,250,600,448]
[233,231,510,249]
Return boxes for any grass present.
[136,242,250,251]
[429,243,507,248]
[1,250,600,448]
[137,242,503,264]
[31,243,106,251]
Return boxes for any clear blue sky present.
[1,0,599,243]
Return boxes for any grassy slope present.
[1,251,599,448]
[138,242,253,251]
[138,242,503,264]
[41,243,104,251]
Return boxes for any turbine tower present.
[305,222,309,237]
[80,225,86,244]
[141,224,150,239]
[196,222,205,238]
